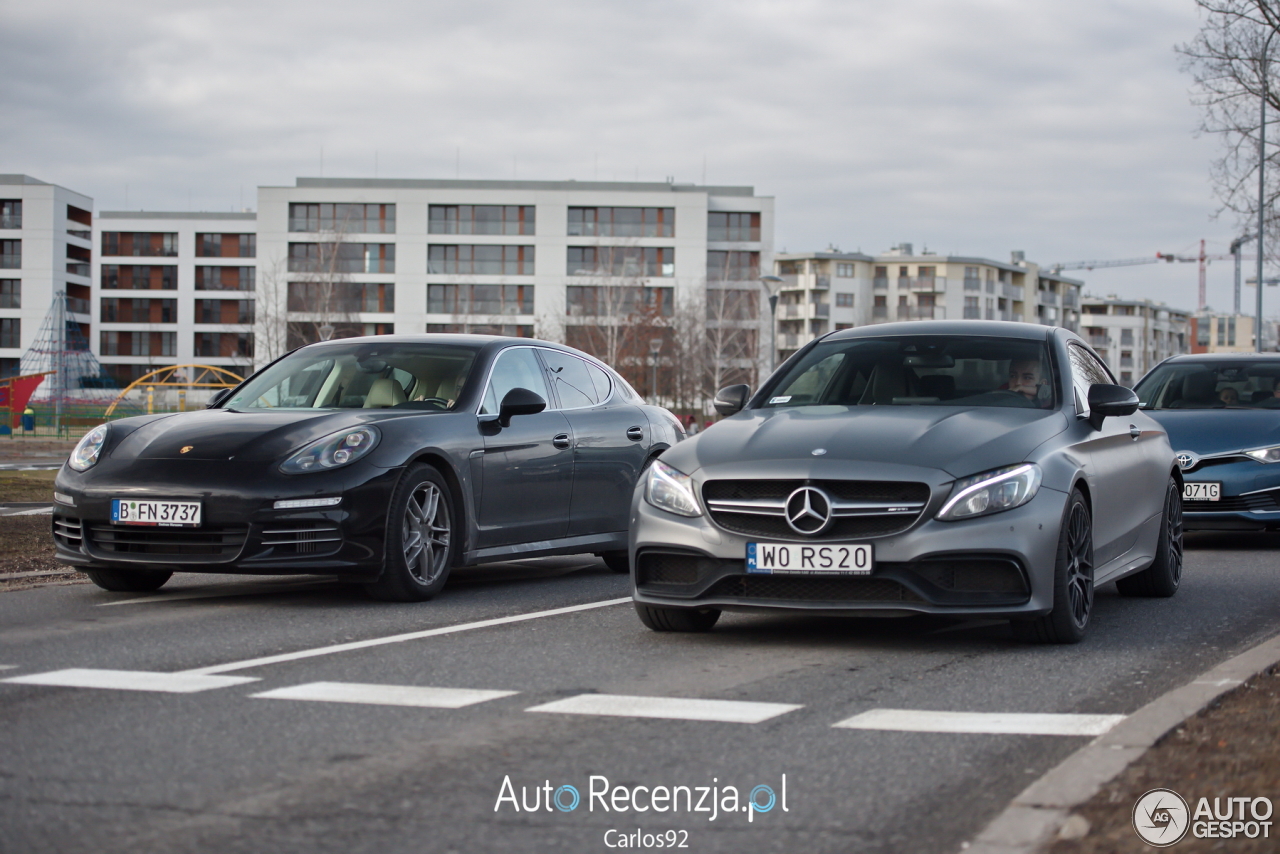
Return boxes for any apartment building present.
[1188,312,1258,355]
[0,174,94,379]
[255,178,774,388]
[94,211,258,385]
[770,245,1083,363]
[1078,296,1191,385]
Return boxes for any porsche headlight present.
[280,426,380,474]
[1244,445,1280,464]
[938,463,1042,521]
[644,460,702,517]
[68,423,109,472]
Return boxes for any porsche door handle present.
[553,433,572,450]
[626,426,644,441]
[1129,425,1141,439]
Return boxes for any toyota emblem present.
[1175,451,1197,471]
[785,486,833,535]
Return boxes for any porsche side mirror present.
[1087,383,1139,430]
[713,384,751,417]
[206,388,232,409]
[497,387,546,427]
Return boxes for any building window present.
[964,266,981,290]
[427,323,533,337]
[835,323,852,330]
[196,266,255,291]
[1120,328,1134,345]
[566,285,675,318]
[0,240,19,269]
[101,265,178,290]
[196,299,255,324]
[567,246,673,277]
[1228,316,1237,346]
[706,251,759,281]
[429,205,534,236]
[964,295,981,319]
[288,203,395,233]
[0,279,18,308]
[570,207,673,238]
[100,232,178,257]
[426,244,534,276]
[100,331,175,357]
[197,233,257,258]
[288,243,395,274]
[194,332,254,359]
[706,211,757,242]
[100,298,177,323]
[286,282,394,313]
[0,317,18,348]
[428,284,533,315]
[0,201,20,230]
[835,292,854,308]
[836,263,855,278]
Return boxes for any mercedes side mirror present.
[713,384,751,417]
[1087,383,1139,430]
[206,388,232,409]
[497,387,546,427]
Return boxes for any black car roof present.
[1161,351,1280,362]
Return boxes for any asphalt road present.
[1,534,1278,854]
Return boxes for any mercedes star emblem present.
[785,486,834,535]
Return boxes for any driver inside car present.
[1008,358,1051,407]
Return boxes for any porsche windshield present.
[225,342,480,411]
[763,336,1057,409]
[1135,360,1280,410]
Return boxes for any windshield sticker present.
[769,396,792,404]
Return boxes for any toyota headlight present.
[644,460,702,517]
[280,426,380,474]
[68,423,109,472]
[1245,445,1280,464]
[938,463,1042,521]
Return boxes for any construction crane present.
[1050,240,1258,312]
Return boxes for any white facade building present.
[0,174,94,379]
[94,211,258,385]
[1078,296,1191,385]
[771,245,1083,364]
[254,178,774,395]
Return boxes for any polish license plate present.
[1183,482,1221,502]
[111,499,202,527]
[746,542,873,575]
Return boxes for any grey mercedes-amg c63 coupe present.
[629,321,1184,643]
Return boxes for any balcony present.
[963,306,982,319]
[67,296,91,315]
[780,302,832,320]
[872,305,889,320]
[1089,334,1109,347]
[873,277,888,290]
[898,276,943,292]
[778,274,804,292]
[1003,284,1022,299]
[0,216,20,230]
[964,277,981,291]
[777,333,807,350]
[1039,291,1058,306]
[67,228,91,241]
[814,275,830,290]
[898,305,936,320]
[66,263,90,277]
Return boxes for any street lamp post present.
[759,275,784,373]
[1258,31,1275,351]
[648,337,663,404]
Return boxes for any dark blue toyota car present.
[1134,353,1280,531]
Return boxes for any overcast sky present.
[2,0,1263,313]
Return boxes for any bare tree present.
[1178,1,1280,255]
[252,255,290,366]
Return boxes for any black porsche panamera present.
[52,335,683,601]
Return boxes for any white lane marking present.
[832,708,1126,737]
[2,668,258,694]
[182,597,632,675]
[526,693,802,724]
[9,506,52,516]
[0,665,17,671]
[98,578,338,606]
[251,681,517,709]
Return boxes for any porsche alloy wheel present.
[367,464,455,601]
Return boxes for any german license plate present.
[111,499,202,527]
[1183,482,1220,502]
[746,542,873,575]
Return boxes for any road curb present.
[962,631,1280,853]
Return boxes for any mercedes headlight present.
[1244,445,1280,464]
[68,423,109,472]
[938,463,1042,521]
[280,426,380,474]
[644,460,702,517]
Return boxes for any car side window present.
[585,361,613,404]
[480,348,551,415]
[539,349,598,409]
[1067,343,1112,415]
